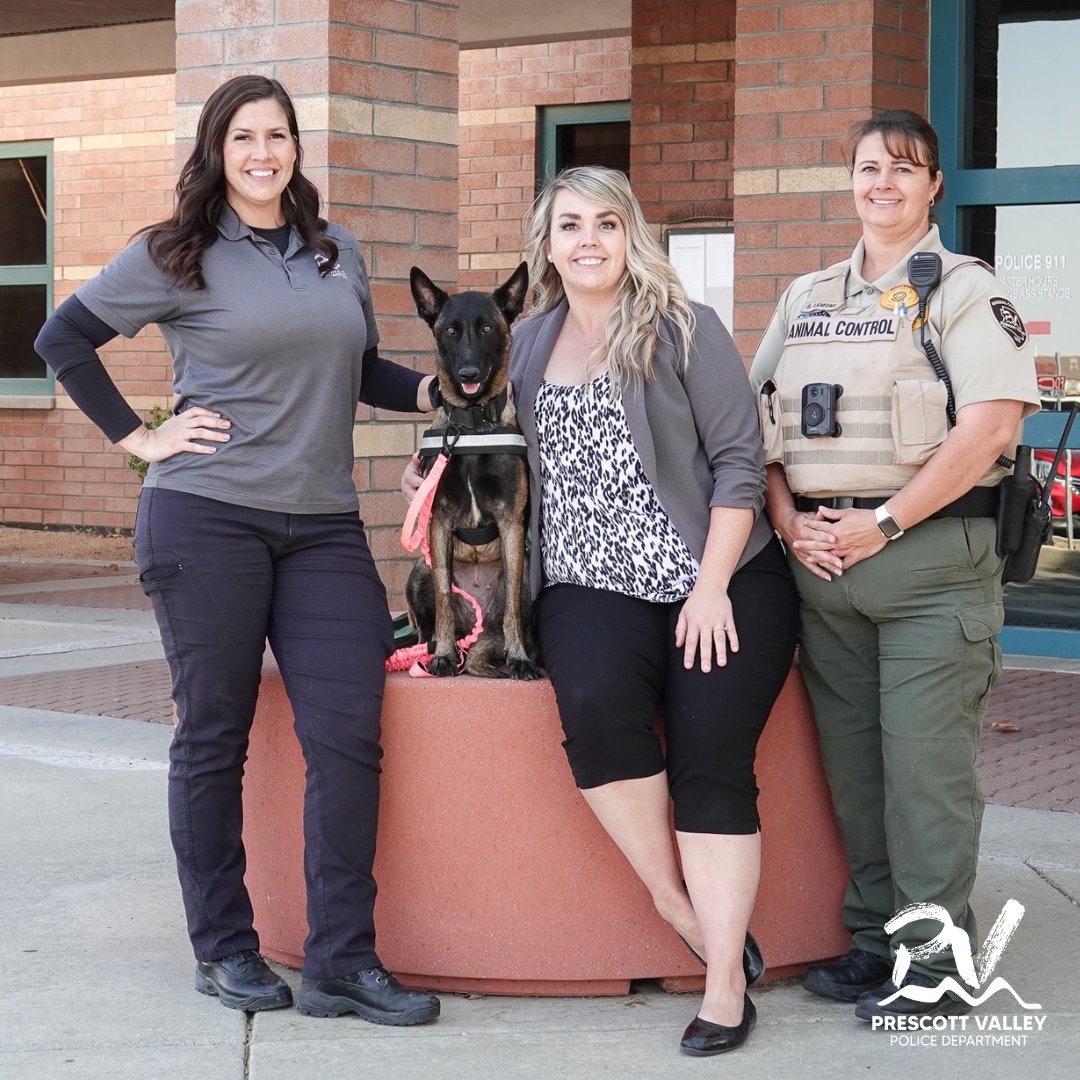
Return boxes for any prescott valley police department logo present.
[873,899,1045,1048]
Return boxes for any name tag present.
[786,313,899,344]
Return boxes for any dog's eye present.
[444,326,457,336]
[480,324,493,334]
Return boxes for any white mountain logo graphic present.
[881,899,1041,1010]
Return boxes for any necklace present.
[564,322,606,351]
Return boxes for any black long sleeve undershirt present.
[35,295,427,444]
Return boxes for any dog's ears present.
[493,262,529,326]
[410,267,450,327]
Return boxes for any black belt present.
[793,488,998,518]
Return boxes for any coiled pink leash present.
[386,452,485,676]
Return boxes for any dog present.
[406,262,541,680]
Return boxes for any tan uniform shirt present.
[749,226,1041,497]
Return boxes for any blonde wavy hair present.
[524,166,696,391]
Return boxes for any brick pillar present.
[174,0,459,604]
[630,0,736,229]
[731,0,929,360]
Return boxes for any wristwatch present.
[875,503,905,540]
[426,376,443,410]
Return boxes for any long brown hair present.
[140,75,336,290]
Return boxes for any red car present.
[1034,448,1080,532]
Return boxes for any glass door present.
[931,0,1080,658]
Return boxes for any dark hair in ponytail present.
[139,75,337,289]
[843,108,946,205]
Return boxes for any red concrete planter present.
[244,664,850,995]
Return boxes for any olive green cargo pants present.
[791,516,1003,980]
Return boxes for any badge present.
[880,284,918,311]
[988,296,1028,349]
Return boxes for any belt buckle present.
[833,496,854,509]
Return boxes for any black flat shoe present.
[680,995,757,1056]
[296,966,440,1026]
[677,930,766,987]
[802,948,892,1003]
[195,949,293,1011]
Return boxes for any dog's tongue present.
[461,382,482,396]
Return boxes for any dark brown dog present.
[406,262,541,679]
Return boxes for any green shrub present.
[126,405,173,480]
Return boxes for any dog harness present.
[415,387,528,546]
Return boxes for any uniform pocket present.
[891,380,949,465]
[757,379,784,464]
[957,600,1004,711]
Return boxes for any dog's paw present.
[507,658,543,681]
[426,654,460,678]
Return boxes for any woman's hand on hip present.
[119,407,230,463]
[675,585,738,673]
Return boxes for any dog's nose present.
[459,366,481,381]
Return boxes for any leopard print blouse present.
[534,371,699,603]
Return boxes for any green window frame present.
[537,101,631,186]
[930,0,1080,250]
[0,139,54,399]
[931,0,1080,659]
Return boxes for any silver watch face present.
[878,513,902,538]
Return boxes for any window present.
[666,228,734,331]
[0,141,52,397]
[538,103,630,187]
[931,0,1080,655]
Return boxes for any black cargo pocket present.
[957,601,1004,711]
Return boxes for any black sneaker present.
[855,970,972,1021]
[802,948,892,1002]
[195,949,293,1011]
[296,966,440,1026]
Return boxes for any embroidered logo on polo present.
[988,297,1028,349]
[314,253,349,280]
[786,314,899,342]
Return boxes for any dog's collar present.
[440,387,510,430]
[452,523,501,546]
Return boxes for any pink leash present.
[386,452,485,676]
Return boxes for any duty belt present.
[793,487,998,518]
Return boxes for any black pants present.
[536,537,798,834]
[134,488,393,979]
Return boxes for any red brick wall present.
[731,0,930,359]
[631,0,736,228]
[0,74,175,532]
[459,37,631,290]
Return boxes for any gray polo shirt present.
[77,208,381,514]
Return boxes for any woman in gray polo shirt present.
[35,75,441,1026]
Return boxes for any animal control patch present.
[988,296,1028,349]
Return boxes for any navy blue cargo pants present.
[134,487,394,980]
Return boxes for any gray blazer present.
[511,299,774,599]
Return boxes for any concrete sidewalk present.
[2,558,1079,1079]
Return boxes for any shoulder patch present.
[988,296,1027,349]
